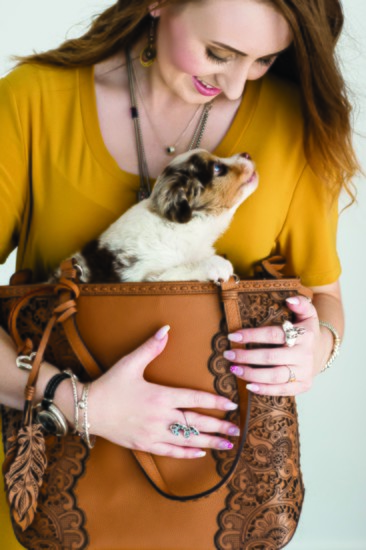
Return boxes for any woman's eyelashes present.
[205,47,278,68]
[257,56,277,67]
[205,48,231,64]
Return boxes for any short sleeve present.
[0,76,28,264]
[277,164,341,286]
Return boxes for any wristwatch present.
[34,372,71,436]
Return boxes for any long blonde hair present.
[13,0,359,201]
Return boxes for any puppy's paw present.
[204,255,234,282]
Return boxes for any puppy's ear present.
[151,169,193,223]
[165,187,192,223]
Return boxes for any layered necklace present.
[126,48,214,201]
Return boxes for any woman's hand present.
[88,326,240,459]
[225,296,328,396]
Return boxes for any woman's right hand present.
[88,326,240,459]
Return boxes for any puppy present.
[57,149,258,283]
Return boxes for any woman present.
[0,0,359,548]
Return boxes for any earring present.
[140,16,157,67]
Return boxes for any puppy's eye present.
[213,162,226,176]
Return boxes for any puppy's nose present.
[240,152,251,160]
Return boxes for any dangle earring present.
[140,16,157,67]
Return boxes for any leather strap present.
[133,276,250,500]
[8,279,103,381]
[220,279,242,332]
[55,278,104,380]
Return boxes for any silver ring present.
[282,320,306,347]
[169,422,200,438]
[285,366,296,383]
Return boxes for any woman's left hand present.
[224,295,321,396]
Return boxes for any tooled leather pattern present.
[210,290,304,550]
[1,295,89,550]
[0,285,304,550]
[1,295,89,382]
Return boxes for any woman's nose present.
[217,64,249,100]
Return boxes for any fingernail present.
[194,451,206,458]
[228,333,242,342]
[286,297,300,305]
[224,402,238,410]
[230,366,244,376]
[247,384,260,393]
[228,426,240,436]
[223,351,236,360]
[219,440,234,450]
[154,325,171,341]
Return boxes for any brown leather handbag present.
[0,258,308,550]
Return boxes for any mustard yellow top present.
[0,63,341,285]
[0,63,341,548]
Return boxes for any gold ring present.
[286,366,296,383]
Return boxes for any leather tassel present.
[4,421,47,531]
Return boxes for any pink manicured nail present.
[224,402,238,410]
[194,451,206,458]
[154,325,171,341]
[228,333,243,342]
[247,384,260,393]
[230,366,244,376]
[286,297,300,305]
[219,440,234,450]
[223,351,236,360]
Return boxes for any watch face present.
[38,410,58,434]
[34,404,68,437]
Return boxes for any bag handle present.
[132,276,251,501]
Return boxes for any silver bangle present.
[319,320,341,373]
[77,382,96,449]
[64,369,80,434]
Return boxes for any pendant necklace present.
[126,47,214,201]
[133,74,202,156]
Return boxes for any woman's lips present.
[192,76,222,97]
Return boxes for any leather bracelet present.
[319,320,341,373]
[42,372,71,409]
[34,372,71,436]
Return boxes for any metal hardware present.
[16,351,37,371]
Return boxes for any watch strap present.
[42,372,71,410]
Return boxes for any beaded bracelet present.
[319,320,341,373]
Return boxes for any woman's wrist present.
[315,324,335,375]
[316,322,341,375]
[33,361,61,403]
[52,373,83,430]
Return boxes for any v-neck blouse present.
[0,62,341,285]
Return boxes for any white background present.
[0,2,365,549]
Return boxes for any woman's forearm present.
[0,326,61,410]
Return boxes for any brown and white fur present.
[59,149,258,283]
